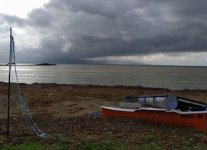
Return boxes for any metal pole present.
[7,28,13,138]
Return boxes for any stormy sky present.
[1,0,207,66]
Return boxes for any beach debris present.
[88,112,102,119]
[48,93,52,96]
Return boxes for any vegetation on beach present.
[1,140,207,150]
[1,131,207,150]
[1,141,64,150]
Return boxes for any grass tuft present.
[1,141,64,150]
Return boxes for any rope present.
[12,37,46,138]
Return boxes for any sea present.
[0,64,207,90]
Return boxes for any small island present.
[35,63,56,66]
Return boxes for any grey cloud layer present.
[1,0,207,63]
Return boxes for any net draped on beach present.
[11,35,45,138]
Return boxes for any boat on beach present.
[101,95,207,132]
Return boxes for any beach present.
[1,82,207,149]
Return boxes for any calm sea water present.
[0,64,207,90]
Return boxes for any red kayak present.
[101,95,207,132]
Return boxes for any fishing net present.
[11,36,45,138]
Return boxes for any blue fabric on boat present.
[138,95,177,110]
[88,112,102,119]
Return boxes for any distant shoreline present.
[1,63,207,67]
[0,63,56,66]
[35,63,56,66]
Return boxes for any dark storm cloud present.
[1,0,207,64]
[0,14,26,27]
[28,8,54,27]
[47,0,141,18]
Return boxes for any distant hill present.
[36,63,56,66]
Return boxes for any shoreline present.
[1,81,207,90]
[1,81,207,119]
[1,81,207,98]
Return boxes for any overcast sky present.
[1,0,207,66]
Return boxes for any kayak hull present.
[101,106,207,132]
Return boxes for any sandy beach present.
[1,82,207,149]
